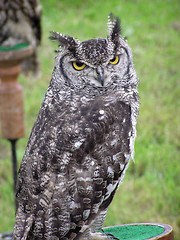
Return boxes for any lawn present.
[0,0,180,239]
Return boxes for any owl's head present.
[50,14,137,90]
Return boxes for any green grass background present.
[0,0,180,238]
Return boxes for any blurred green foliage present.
[0,0,179,238]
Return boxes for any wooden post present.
[0,63,24,139]
[0,45,33,138]
[0,45,33,209]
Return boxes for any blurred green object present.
[0,43,29,52]
[103,223,173,240]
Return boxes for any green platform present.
[102,223,171,240]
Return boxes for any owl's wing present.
[14,208,34,240]
[14,167,71,239]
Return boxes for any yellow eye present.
[72,61,86,71]
[109,55,119,65]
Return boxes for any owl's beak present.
[96,67,104,86]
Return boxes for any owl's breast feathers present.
[14,90,137,239]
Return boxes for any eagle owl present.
[14,14,139,239]
[0,0,41,75]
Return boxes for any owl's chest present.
[60,97,133,172]
[64,96,132,150]
[38,93,133,178]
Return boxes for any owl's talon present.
[89,232,112,240]
[100,230,119,240]
[105,233,119,240]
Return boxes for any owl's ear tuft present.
[49,31,80,53]
[107,13,121,45]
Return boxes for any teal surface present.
[0,43,29,52]
[103,224,164,240]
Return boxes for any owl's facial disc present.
[64,54,121,88]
